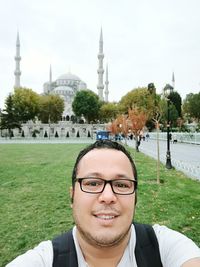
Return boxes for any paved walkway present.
[126,139,200,181]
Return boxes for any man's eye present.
[114,181,132,188]
[115,183,128,188]
[88,181,98,186]
[84,180,102,186]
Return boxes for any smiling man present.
[71,147,136,266]
[6,140,200,267]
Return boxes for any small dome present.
[56,72,81,81]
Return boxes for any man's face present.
[71,148,136,248]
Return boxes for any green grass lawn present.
[0,143,200,266]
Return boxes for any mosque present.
[14,28,109,121]
[43,69,88,121]
[10,30,108,138]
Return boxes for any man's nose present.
[98,183,117,203]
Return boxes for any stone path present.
[126,139,200,181]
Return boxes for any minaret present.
[97,28,104,100]
[104,64,109,102]
[14,32,21,88]
[172,71,175,90]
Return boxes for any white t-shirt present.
[6,224,200,267]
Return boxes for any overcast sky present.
[0,0,200,109]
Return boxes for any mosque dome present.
[56,72,81,81]
[43,68,88,118]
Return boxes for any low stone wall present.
[1,121,107,139]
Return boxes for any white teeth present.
[96,215,115,220]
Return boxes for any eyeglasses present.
[75,177,137,195]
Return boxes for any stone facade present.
[2,121,106,139]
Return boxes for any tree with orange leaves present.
[106,120,118,137]
[115,114,129,144]
[128,108,147,151]
[106,115,130,144]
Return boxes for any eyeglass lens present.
[79,178,135,195]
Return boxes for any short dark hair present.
[71,140,138,189]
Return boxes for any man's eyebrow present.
[81,173,133,179]
[80,172,102,177]
[116,174,133,179]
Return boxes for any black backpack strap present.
[52,224,162,267]
[134,223,163,267]
[52,229,78,267]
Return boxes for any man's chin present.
[78,227,131,248]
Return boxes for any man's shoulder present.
[6,240,53,267]
[152,224,200,267]
[152,223,200,250]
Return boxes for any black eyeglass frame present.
[75,177,137,195]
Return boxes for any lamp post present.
[48,114,51,139]
[0,108,2,137]
[163,84,173,169]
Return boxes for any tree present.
[183,92,200,121]
[168,91,182,117]
[107,115,130,143]
[115,114,129,144]
[99,102,120,122]
[13,87,40,122]
[147,86,163,183]
[38,95,64,123]
[120,86,162,132]
[120,87,152,113]
[72,90,101,123]
[0,94,21,138]
[160,100,179,128]
[106,120,119,137]
[146,84,163,131]
[128,108,147,152]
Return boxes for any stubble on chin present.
[75,220,132,248]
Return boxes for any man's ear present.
[70,186,74,207]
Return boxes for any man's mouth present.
[93,211,119,221]
[95,215,116,220]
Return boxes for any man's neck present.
[76,230,131,267]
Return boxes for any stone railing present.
[148,132,200,145]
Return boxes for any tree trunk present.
[156,122,160,184]
[8,129,12,139]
